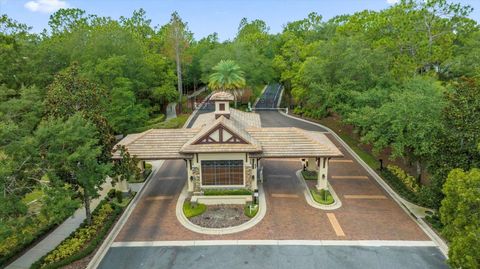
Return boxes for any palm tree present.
[208,60,246,107]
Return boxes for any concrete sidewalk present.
[6,179,114,269]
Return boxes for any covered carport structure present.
[112,124,343,193]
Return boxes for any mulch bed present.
[189,205,250,228]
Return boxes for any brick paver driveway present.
[115,147,427,241]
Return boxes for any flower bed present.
[31,194,132,269]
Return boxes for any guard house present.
[112,91,342,200]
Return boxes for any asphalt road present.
[97,84,447,269]
[98,245,447,269]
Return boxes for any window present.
[219,103,225,111]
[201,160,243,186]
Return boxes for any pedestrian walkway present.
[6,179,114,269]
[166,102,177,120]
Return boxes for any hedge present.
[380,169,431,207]
[31,196,131,269]
[203,189,253,196]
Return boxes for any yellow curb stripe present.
[326,213,345,237]
[330,160,354,163]
[145,196,174,201]
[271,193,299,198]
[332,176,369,180]
[344,195,387,199]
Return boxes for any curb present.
[296,170,342,210]
[175,184,267,235]
[279,111,449,257]
[86,161,165,269]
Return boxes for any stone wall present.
[192,165,201,193]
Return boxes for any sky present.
[1,0,480,41]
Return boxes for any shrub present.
[203,189,253,196]
[107,189,116,200]
[183,200,206,218]
[244,203,259,218]
[301,170,317,180]
[31,196,132,269]
[310,189,334,205]
[115,190,123,203]
[386,165,420,193]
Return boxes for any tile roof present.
[112,111,342,160]
[210,91,235,101]
[246,128,343,158]
[112,129,198,159]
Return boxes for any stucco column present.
[137,160,145,173]
[316,157,329,190]
[116,176,130,193]
[307,158,317,171]
[186,160,194,192]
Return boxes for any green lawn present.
[183,200,207,218]
[310,189,334,205]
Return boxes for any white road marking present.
[111,240,437,248]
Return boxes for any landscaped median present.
[297,170,342,210]
[176,185,266,235]
[182,189,259,228]
[31,191,133,269]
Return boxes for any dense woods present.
[1,0,479,267]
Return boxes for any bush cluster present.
[42,203,114,265]
[0,202,79,266]
[244,203,259,218]
[183,200,206,218]
[386,165,420,193]
[301,170,317,180]
[31,196,130,269]
[310,189,334,205]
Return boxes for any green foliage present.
[386,165,420,193]
[203,189,253,196]
[380,168,432,208]
[183,200,206,218]
[131,114,189,133]
[32,196,131,269]
[33,114,112,225]
[440,168,480,269]
[208,60,246,91]
[112,145,142,184]
[310,189,334,205]
[244,203,259,218]
[301,170,317,180]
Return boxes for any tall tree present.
[208,60,246,107]
[33,114,111,225]
[160,12,192,112]
[45,63,115,161]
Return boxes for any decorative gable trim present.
[193,124,248,145]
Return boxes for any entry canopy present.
[112,108,343,160]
